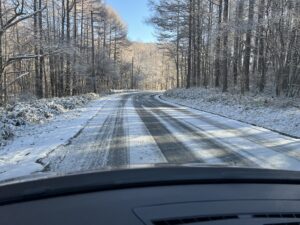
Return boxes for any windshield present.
[0,0,300,184]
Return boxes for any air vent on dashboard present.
[152,213,300,225]
[265,223,300,225]
[152,215,239,225]
[254,214,300,219]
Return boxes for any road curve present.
[39,92,300,173]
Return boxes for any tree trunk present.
[73,0,77,95]
[176,5,180,88]
[0,0,3,104]
[59,0,65,97]
[233,0,244,86]
[34,0,43,98]
[258,0,266,92]
[214,0,222,87]
[65,0,72,96]
[243,0,255,93]
[186,0,193,89]
[222,0,229,92]
[39,0,45,98]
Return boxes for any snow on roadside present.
[0,93,99,146]
[0,94,113,182]
[163,88,300,138]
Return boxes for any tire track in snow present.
[163,98,300,160]
[125,96,166,165]
[41,94,131,173]
[106,96,129,167]
[156,95,300,170]
[139,94,256,167]
[134,95,203,164]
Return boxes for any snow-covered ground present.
[1,91,300,184]
[163,88,300,138]
[157,95,300,170]
[0,94,107,181]
[0,94,99,146]
[0,93,166,182]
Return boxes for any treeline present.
[0,0,128,105]
[122,42,176,90]
[149,0,300,96]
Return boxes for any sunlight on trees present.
[149,0,300,97]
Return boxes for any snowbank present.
[0,93,99,145]
[163,88,300,138]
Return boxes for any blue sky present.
[106,0,156,43]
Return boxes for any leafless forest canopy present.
[0,0,300,105]
[149,0,300,96]
[0,0,122,103]
[0,0,173,105]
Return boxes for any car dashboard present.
[1,167,300,225]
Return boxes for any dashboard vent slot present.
[265,223,300,225]
[254,214,300,219]
[152,215,238,225]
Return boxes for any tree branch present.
[2,55,42,71]
[0,72,30,93]
[0,6,46,34]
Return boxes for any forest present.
[1,0,300,107]
[0,0,173,106]
[149,0,300,97]
[122,42,176,90]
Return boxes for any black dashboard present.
[1,167,300,225]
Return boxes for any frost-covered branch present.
[0,72,30,93]
[2,55,42,71]
[0,6,46,34]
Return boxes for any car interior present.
[1,167,300,225]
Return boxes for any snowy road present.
[1,92,300,182]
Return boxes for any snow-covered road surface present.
[1,92,300,182]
